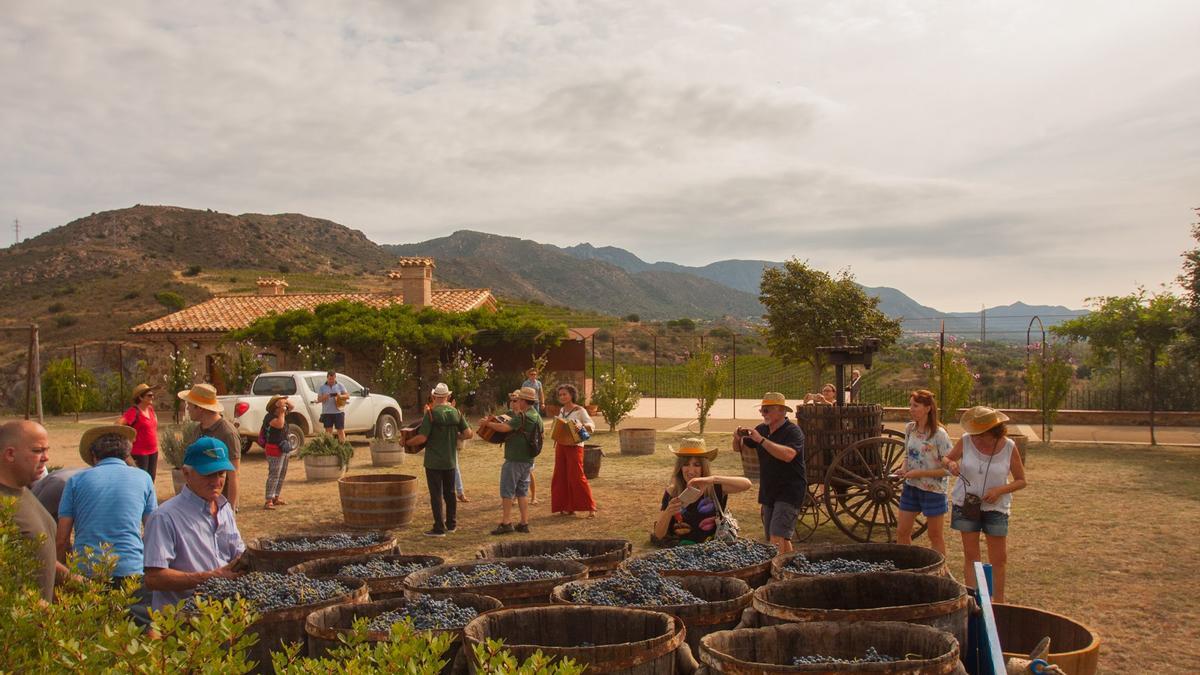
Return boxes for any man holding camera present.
[737,392,805,554]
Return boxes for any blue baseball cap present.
[183,437,236,475]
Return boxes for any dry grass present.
[42,418,1200,673]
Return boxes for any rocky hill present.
[0,204,396,287]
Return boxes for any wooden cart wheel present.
[792,483,828,542]
[881,428,906,441]
[823,436,928,543]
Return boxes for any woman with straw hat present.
[652,438,751,546]
[260,395,294,510]
[942,406,1028,603]
[120,384,160,481]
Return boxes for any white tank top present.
[950,435,1015,514]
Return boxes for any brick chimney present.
[255,278,288,296]
[389,257,435,309]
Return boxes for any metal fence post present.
[73,344,80,422]
[653,333,658,418]
[732,333,737,419]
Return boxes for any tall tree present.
[759,259,902,386]
[1054,289,1183,444]
[1177,207,1200,359]
[1053,294,1140,407]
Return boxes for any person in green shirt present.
[406,383,472,537]
[483,386,541,534]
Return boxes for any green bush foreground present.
[0,498,583,674]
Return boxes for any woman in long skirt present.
[550,384,596,517]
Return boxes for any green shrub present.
[297,434,355,470]
[47,302,65,313]
[122,290,140,300]
[373,345,415,400]
[591,366,641,431]
[160,422,199,468]
[155,291,186,311]
[53,315,77,328]
[41,358,98,415]
[688,351,727,433]
[183,265,203,277]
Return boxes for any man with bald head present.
[0,420,69,601]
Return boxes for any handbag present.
[959,446,994,522]
[713,488,740,543]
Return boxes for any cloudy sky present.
[3,1,1198,311]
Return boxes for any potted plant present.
[592,367,653,455]
[297,434,355,481]
[159,422,198,495]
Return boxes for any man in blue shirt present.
[316,370,349,442]
[56,425,156,581]
[143,437,245,610]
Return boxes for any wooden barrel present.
[794,404,883,483]
[700,621,965,674]
[338,474,418,529]
[401,422,425,454]
[583,445,603,479]
[463,605,686,674]
[552,574,752,658]
[771,543,947,581]
[247,576,368,674]
[735,437,759,482]
[475,539,632,578]
[404,557,588,607]
[752,572,970,651]
[992,603,1100,675]
[370,439,404,467]
[246,532,397,573]
[305,592,502,670]
[303,454,345,481]
[622,541,779,589]
[618,428,656,455]
[287,553,444,596]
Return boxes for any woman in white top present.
[942,406,1027,603]
[550,383,597,517]
[896,389,952,556]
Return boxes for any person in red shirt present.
[121,383,160,482]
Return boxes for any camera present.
[735,427,751,437]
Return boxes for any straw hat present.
[431,383,452,397]
[130,383,157,403]
[960,406,1010,435]
[265,395,290,413]
[177,383,223,413]
[517,386,539,402]
[670,437,718,460]
[78,424,137,466]
[759,391,793,413]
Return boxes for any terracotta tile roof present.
[129,289,497,334]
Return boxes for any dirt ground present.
[38,416,1200,673]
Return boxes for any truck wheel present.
[240,437,254,455]
[286,423,305,451]
[375,413,399,442]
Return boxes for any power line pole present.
[980,305,986,342]
[13,218,19,245]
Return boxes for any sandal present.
[264,501,276,510]
[272,498,287,506]
[457,494,471,502]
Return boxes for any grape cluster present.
[261,532,384,552]
[790,647,896,665]
[784,555,897,576]
[636,539,776,572]
[366,594,479,632]
[423,563,564,587]
[566,562,704,607]
[182,572,348,613]
[540,548,585,560]
[336,559,433,579]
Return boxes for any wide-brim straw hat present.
[517,386,539,402]
[130,383,157,403]
[671,437,718,460]
[79,424,137,466]
[431,382,452,397]
[759,391,793,413]
[960,406,1010,435]
[177,383,223,413]
[265,395,289,413]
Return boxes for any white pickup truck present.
[220,371,403,454]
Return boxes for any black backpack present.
[520,415,544,458]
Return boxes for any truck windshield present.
[252,376,297,396]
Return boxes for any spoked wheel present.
[824,436,927,543]
[792,483,829,543]
[881,428,906,441]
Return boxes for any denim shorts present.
[899,484,949,517]
[761,501,800,539]
[319,412,345,430]
[950,505,1009,537]
[499,461,533,499]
